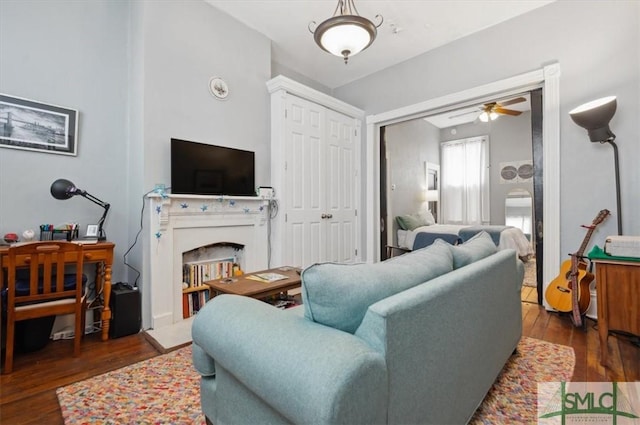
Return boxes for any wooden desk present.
[0,241,115,341]
[593,258,640,366]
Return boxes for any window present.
[440,136,490,224]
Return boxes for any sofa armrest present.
[192,294,387,425]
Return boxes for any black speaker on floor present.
[109,282,141,339]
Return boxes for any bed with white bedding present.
[397,223,534,259]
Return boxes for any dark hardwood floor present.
[1,293,639,424]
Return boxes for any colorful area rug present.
[469,336,574,424]
[57,346,205,424]
[57,336,574,424]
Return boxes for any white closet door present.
[284,95,326,267]
[283,96,356,267]
[325,108,356,263]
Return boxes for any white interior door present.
[283,96,357,267]
[284,95,326,267]
[325,108,356,263]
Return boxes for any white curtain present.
[440,136,490,224]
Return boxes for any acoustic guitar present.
[545,209,610,315]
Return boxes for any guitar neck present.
[575,210,610,258]
[575,227,596,258]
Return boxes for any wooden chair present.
[3,241,86,374]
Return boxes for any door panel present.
[284,96,357,267]
[285,96,326,266]
[326,108,356,263]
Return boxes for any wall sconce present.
[50,179,111,240]
[569,96,621,235]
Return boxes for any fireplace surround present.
[147,194,270,330]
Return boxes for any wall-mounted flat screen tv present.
[171,138,255,196]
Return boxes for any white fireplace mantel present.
[147,193,270,330]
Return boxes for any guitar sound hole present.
[564,272,574,289]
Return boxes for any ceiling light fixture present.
[479,111,499,122]
[309,0,383,64]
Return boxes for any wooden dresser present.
[593,258,640,366]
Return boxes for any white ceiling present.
[205,0,554,89]
[424,93,531,129]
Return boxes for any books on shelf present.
[182,256,235,289]
[182,256,235,318]
[182,289,211,319]
[246,272,288,283]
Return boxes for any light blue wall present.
[384,118,439,240]
[1,0,273,327]
[334,0,640,258]
[0,1,130,279]
[133,1,271,325]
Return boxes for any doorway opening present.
[366,65,560,308]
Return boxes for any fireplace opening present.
[181,242,245,318]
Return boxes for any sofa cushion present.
[301,242,453,333]
[437,231,497,269]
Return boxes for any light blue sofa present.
[192,232,524,424]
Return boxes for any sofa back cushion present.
[438,231,497,269]
[301,242,453,333]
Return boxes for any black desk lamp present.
[569,96,622,235]
[50,178,111,241]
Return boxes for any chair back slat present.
[7,242,85,305]
[3,241,87,374]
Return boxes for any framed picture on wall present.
[0,93,78,156]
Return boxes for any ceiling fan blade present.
[499,97,526,107]
[494,107,522,116]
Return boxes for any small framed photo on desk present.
[86,225,98,238]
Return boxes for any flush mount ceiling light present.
[309,0,383,64]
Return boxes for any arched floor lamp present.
[50,179,110,241]
[569,96,622,235]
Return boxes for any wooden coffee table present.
[205,266,302,300]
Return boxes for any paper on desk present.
[247,272,288,283]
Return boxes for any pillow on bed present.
[436,230,496,269]
[418,210,436,226]
[396,210,435,230]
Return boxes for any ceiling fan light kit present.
[479,111,499,122]
[309,0,383,64]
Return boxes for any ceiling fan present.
[450,96,527,122]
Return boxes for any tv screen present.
[171,139,255,196]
